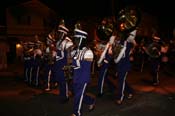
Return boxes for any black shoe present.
[153,82,159,86]
[60,97,69,104]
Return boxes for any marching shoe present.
[59,97,69,104]
[88,100,96,112]
[153,82,159,86]
[70,114,76,116]
[97,93,104,98]
[127,94,133,99]
[63,97,69,103]
[44,88,51,92]
[115,99,123,105]
[88,104,95,112]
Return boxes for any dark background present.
[0,0,174,36]
[0,0,174,23]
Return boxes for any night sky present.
[0,0,174,32]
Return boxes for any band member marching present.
[22,41,36,85]
[43,33,57,91]
[143,34,162,86]
[70,22,96,116]
[32,35,43,87]
[22,41,34,84]
[113,29,137,105]
[112,6,140,105]
[95,17,116,97]
[54,19,74,103]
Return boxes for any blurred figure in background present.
[43,33,57,91]
[32,35,43,87]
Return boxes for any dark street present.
[1,63,175,116]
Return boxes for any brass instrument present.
[141,36,164,59]
[111,6,140,61]
[62,65,74,81]
[95,17,115,66]
[116,6,141,33]
[22,41,35,59]
[43,53,55,65]
[96,17,114,42]
[43,46,56,65]
[144,42,161,58]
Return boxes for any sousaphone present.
[112,6,141,59]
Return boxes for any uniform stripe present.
[78,83,87,116]
[120,72,128,101]
[100,68,108,94]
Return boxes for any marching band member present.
[95,17,116,97]
[28,42,34,85]
[22,41,33,83]
[96,36,116,97]
[113,29,137,105]
[32,35,43,87]
[112,6,140,104]
[148,34,162,86]
[70,22,96,116]
[54,19,73,103]
[43,34,57,91]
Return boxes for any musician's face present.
[73,37,80,48]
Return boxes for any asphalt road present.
[1,63,175,116]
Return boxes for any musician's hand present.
[108,45,113,55]
[97,63,102,67]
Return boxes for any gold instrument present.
[95,6,141,64]
[112,6,140,60]
[141,36,166,59]
[116,6,141,33]
[44,53,55,65]
[96,17,114,42]
[22,41,35,58]
[144,42,161,58]
[43,46,56,65]
[62,65,74,81]
[95,17,115,66]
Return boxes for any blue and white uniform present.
[71,28,95,116]
[54,24,73,102]
[97,36,115,96]
[114,30,136,102]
